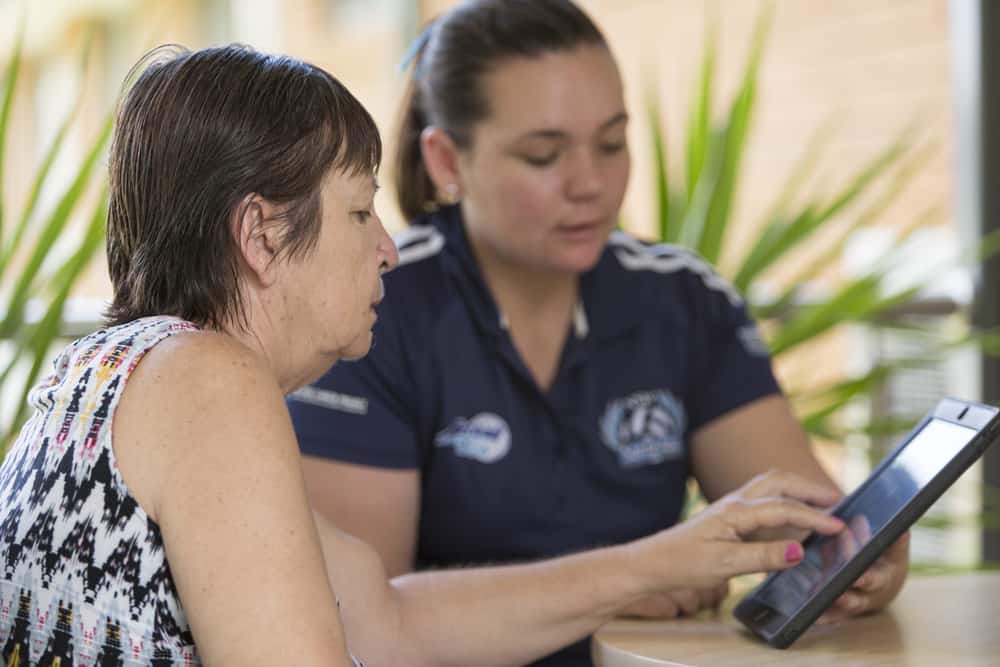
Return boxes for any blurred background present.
[2,0,999,571]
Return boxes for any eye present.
[598,141,626,155]
[520,152,559,168]
[352,210,372,224]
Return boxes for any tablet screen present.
[755,418,977,617]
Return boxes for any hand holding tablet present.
[735,397,1000,648]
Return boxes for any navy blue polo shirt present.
[288,205,781,667]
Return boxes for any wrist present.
[563,542,656,620]
[616,531,681,600]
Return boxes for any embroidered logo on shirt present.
[435,413,511,463]
[600,389,686,467]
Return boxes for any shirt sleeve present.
[287,312,421,470]
[685,271,782,433]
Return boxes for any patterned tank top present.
[0,316,365,666]
[0,316,199,665]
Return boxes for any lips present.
[555,220,606,242]
[560,221,601,231]
[371,278,386,308]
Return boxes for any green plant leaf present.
[3,189,107,446]
[685,24,715,202]
[756,118,839,235]
[733,206,818,296]
[646,91,675,243]
[696,8,770,265]
[812,131,912,226]
[732,132,911,293]
[639,2,1000,567]
[0,25,25,247]
[782,143,936,291]
[677,128,725,251]
[0,113,112,340]
[769,277,921,356]
[800,359,945,438]
[795,326,1000,442]
[0,98,84,273]
[755,202,942,323]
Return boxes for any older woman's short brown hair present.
[105,44,381,330]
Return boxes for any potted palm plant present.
[644,11,1000,443]
[0,32,112,450]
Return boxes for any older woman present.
[0,43,842,666]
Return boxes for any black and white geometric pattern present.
[0,315,368,666]
[0,316,200,665]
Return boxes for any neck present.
[221,292,315,396]
[467,237,583,392]
[469,237,580,328]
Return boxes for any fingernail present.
[785,543,804,563]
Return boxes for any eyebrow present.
[515,111,629,141]
[351,178,379,204]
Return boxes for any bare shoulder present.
[114,329,294,521]
[130,328,279,398]
[122,328,285,429]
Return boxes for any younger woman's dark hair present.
[105,43,381,330]
[395,0,607,220]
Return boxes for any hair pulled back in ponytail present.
[393,0,607,221]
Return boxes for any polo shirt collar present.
[498,301,588,340]
[426,206,506,338]
[578,234,648,340]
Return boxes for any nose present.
[566,146,603,201]
[377,217,399,273]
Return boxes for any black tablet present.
[734,397,1000,649]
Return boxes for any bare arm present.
[302,456,732,621]
[690,394,839,500]
[316,472,844,667]
[114,333,354,666]
[317,511,643,667]
[302,456,419,577]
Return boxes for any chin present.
[340,333,374,361]
[557,247,605,273]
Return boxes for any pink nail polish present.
[785,543,803,563]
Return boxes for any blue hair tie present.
[399,24,434,74]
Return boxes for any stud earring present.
[439,183,461,206]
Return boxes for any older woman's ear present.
[233,193,284,288]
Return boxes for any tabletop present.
[592,571,1000,666]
